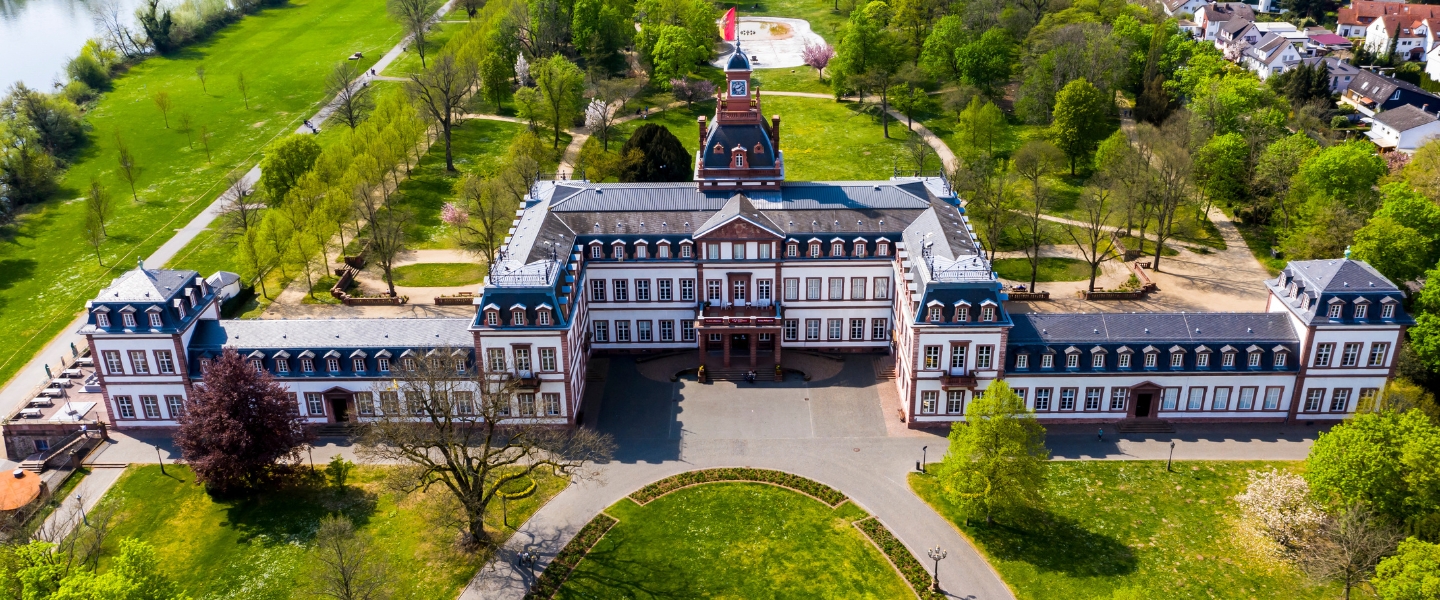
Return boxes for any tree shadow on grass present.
[556,538,691,600]
[964,506,1138,578]
[217,478,379,545]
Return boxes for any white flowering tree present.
[1235,468,1325,551]
[584,97,620,150]
[515,53,531,86]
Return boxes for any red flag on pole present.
[722,7,737,42]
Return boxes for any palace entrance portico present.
[695,307,782,369]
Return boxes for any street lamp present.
[157,447,166,476]
[75,493,88,526]
[927,546,947,592]
[1167,441,1176,472]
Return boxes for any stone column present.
[723,334,732,368]
[698,327,708,367]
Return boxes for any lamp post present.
[502,494,510,529]
[921,445,928,473]
[1167,441,1176,472]
[927,546,947,592]
[157,447,166,476]
[75,493,88,527]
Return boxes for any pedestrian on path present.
[1097,427,1104,442]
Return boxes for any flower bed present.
[629,468,847,507]
[525,513,618,600]
[854,517,945,600]
[498,476,537,500]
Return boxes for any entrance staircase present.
[1117,419,1175,434]
[702,367,778,382]
[315,423,361,438]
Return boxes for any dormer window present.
[403,358,417,371]
[927,306,942,322]
[176,303,186,320]
[1288,282,1297,298]
[830,241,844,257]
[658,244,671,258]
[1144,352,1158,368]
[680,243,693,258]
[787,242,798,257]
[199,358,211,373]
[1327,304,1342,319]
[1301,295,1311,310]
[276,359,290,373]
[733,153,744,168]
[353,358,366,371]
[877,241,889,256]
[1170,352,1184,368]
[1275,352,1287,367]
[327,358,341,372]
[512,309,527,325]
[250,359,264,372]
[1249,351,1262,367]
[122,313,136,328]
[1197,351,1210,367]
[1092,353,1105,368]
[1222,352,1236,367]
[1354,304,1368,319]
[1117,352,1132,368]
[854,242,866,257]
[954,305,969,322]
[713,143,724,155]
[1066,353,1079,369]
[301,358,315,372]
[485,310,499,326]
[809,242,821,257]
[537,309,552,326]
[1041,354,1054,369]
[1381,303,1395,319]
[590,245,602,259]
[636,244,648,259]
[981,306,995,322]
[96,313,110,328]
[1015,354,1029,369]
[149,313,163,327]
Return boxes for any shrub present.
[1234,468,1324,550]
[526,513,617,599]
[629,468,847,506]
[855,517,945,600]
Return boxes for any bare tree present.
[328,62,375,130]
[353,182,411,297]
[152,91,172,128]
[85,177,114,236]
[1139,112,1193,272]
[358,350,614,548]
[1013,140,1064,290]
[199,124,213,162]
[388,0,442,69]
[951,154,1015,262]
[310,515,390,600]
[84,207,105,265]
[91,0,144,58]
[446,174,517,265]
[220,169,263,240]
[178,112,193,147]
[195,64,207,92]
[237,71,251,109]
[1067,183,1121,293]
[901,134,936,174]
[408,53,479,172]
[1298,504,1403,600]
[115,132,140,203]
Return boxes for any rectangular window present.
[590,245,602,259]
[272,358,288,373]
[1330,388,1352,412]
[404,392,426,415]
[658,244,671,259]
[1144,353,1158,368]
[104,350,124,374]
[115,395,135,418]
[784,319,799,341]
[1222,352,1236,367]
[658,279,672,301]
[488,348,506,371]
[356,392,375,416]
[950,345,967,370]
[129,350,150,374]
[1171,353,1184,368]
[1187,387,1205,410]
[1084,388,1102,411]
[1328,304,1342,319]
[141,395,160,418]
[828,278,844,300]
[1109,388,1127,411]
[615,320,631,342]
[981,306,995,321]
[660,320,674,342]
[1196,353,1210,368]
[921,391,939,414]
[1065,353,1079,369]
[681,279,696,301]
[636,279,651,301]
[1314,343,1334,366]
[1359,388,1379,410]
[871,318,888,340]
[707,243,721,260]
[353,357,366,372]
[805,319,821,340]
[1382,304,1395,319]
[454,391,475,415]
[148,312,162,327]
[945,390,965,414]
[155,350,175,374]
[1015,354,1028,369]
[1354,304,1368,319]
[784,278,799,301]
[850,318,865,340]
[732,279,747,301]
[514,347,532,372]
[1238,387,1257,410]
[1092,353,1105,368]
[924,346,941,369]
[850,278,866,300]
[976,346,993,369]
[327,357,341,372]
[707,280,722,301]
[759,243,771,259]
[1059,388,1077,411]
[1041,354,1054,369]
[681,243,693,258]
[593,320,609,342]
[1162,388,1180,410]
[682,320,696,341]
[1034,388,1052,411]
[1118,353,1131,368]
[732,242,745,260]
[544,393,562,416]
[613,280,629,301]
[377,357,390,372]
[540,348,557,371]
[1211,387,1231,410]
[1368,343,1390,366]
[637,320,653,342]
[806,278,822,300]
[1304,388,1324,412]
[122,312,136,328]
[379,391,399,414]
[758,279,772,301]
[519,393,537,417]
[1275,352,1287,368]
[1263,387,1282,410]
[165,395,184,418]
[306,392,325,416]
[635,245,648,259]
[1248,352,1262,367]
[827,319,842,340]
[873,277,890,300]
[590,279,606,302]
[1341,343,1361,367]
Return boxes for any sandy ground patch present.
[712,17,825,69]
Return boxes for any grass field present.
[382,20,468,76]
[911,461,1343,600]
[99,464,564,600]
[392,262,485,287]
[753,68,832,93]
[557,482,913,598]
[0,0,401,386]
[993,257,1090,282]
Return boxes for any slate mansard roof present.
[1007,313,1301,373]
[186,318,474,377]
[701,124,778,169]
[82,263,217,335]
[1268,259,1413,325]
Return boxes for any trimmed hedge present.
[855,517,946,600]
[498,476,537,500]
[525,513,618,599]
[629,468,847,507]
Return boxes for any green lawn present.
[753,68,832,94]
[99,465,565,600]
[557,482,913,598]
[382,19,468,76]
[0,0,401,386]
[392,118,537,249]
[392,262,485,287]
[911,461,1343,600]
[993,257,1090,282]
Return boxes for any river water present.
[0,0,147,92]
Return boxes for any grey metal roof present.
[1009,313,1298,344]
[695,194,783,237]
[1286,259,1400,293]
[1374,104,1439,131]
[190,318,474,349]
[548,183,726,212]
[97,264,198,303]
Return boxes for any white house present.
[1198,2,1256,41]
[1163,0,1210,18]
[1243,33,1304,79]
[1367,104,1440,153]
[1365,13,1437,61]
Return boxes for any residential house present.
[1300,56,1362,93]
[1164,0,1210,17]
[1363,8,1440,59]
[1198,2,1256,41]
[1367,104,1440,152]
[1244,33,1305,79]
[1338,0,1424,38]
[1343,68,1440,116]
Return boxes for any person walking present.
[1097,427,1104,442]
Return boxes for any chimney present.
[698,115,708,152]
[771,115,781,152]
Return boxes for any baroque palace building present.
[71,48,1411,433]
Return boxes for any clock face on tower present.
[730,79,748,97]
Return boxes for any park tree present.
[801,41,836,81]
[1134,23,1172,126]
[919,15,965,81]
[1296,141,1387,210]
[84,177,113,237]
[1270,60,1334,108]
[619,123,690,182]
[647,25,703,83]
[174,348,313,494]
[571,0,632,66]
[83,205,105,265]
[409,52,479,172]
[479,50,514,112]
[1014,140,1064,290]
[354,183,411,297]
[0,122,58,206]
[327,62,374,130]
[1305,409,1440,526]
[195,64,206,91]
[259,134,322,202]
[888,80,933,132]
[114,132,141,203]
[1068,183,1121,293]
[389,0,442,69]
[669,77,714,110]
[1373,537,1440,600]
[1299,503,1405,600]
[1253,132,1319,229]
[152,91,172,128]
[831,3,899,95]
[1401,140,1440,201]
[1193,132,1248,211]
[358,347,613,548]
[445,174,516,265]
[1136,112,1193,272]
[1050,77,1110,175]
[1234,468,1325,552]
[137,0,174,53]
[532,54,585,150]
[236,71,250,109]
[953,28,1015,96]
[309,515,389,600]
[2,83,86,156]
[587,78,644,150]
[1351,217,1431,285]
[936,381,1048,525]
[634,0,717,70]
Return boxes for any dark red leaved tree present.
[174,348,313,494]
